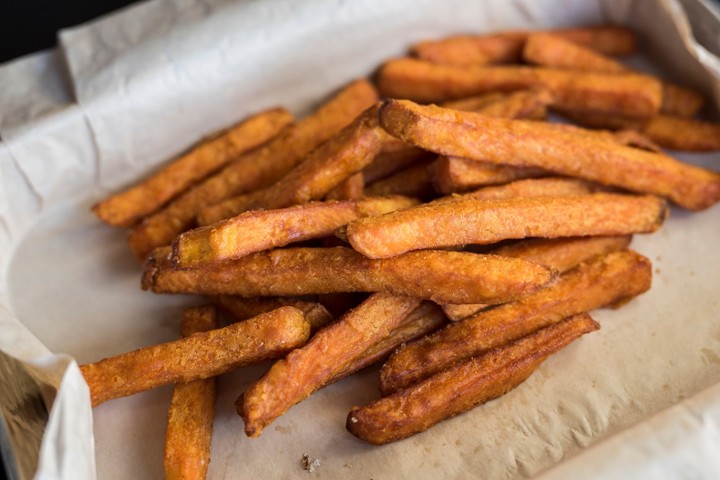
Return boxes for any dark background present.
[0,0,142,64]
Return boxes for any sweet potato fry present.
[197,104,391,225]
[365,162,435,199]
[127,79,378,259]
[441,235,632,320]
[325,172,364,200]
[377,58,661,118]
[380,249,650,394]
[435,177,603,203]
[93,108,294,228]
[432,156,545,194]
[80,306,310,406]
[379,99,720,210]
[347,193,665,259]
[143,246,556,305]
[239,293,422,437]
[522,32,704,118]
[639,116,720,152]
[172,196,417,268]
[348,313,599,445]
[215,296,333,332]
[334,301,447,380]
[412,25,635,65]
[362,142,432,184]
[164,306,219,480]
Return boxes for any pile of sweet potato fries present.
[83,25,720,477]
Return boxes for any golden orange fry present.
[80,307,310,406]
[347,313,599,445]
[197,103,391,225]
[438,176,603,203]
[362,142,432,184]
[377,58,661,118]
[93,108,294,228]
[640,116,720,152]
[522,32,704,118]
[412,25,635,65]
[441,234,632,320]
[365,162,435,199]
[325,172,365,200]
[164,306,219,480]
[172,196,417,268]
[143,246,556,305]
[347,193,665,259]
[215,296,333,332]
[379,99,720,210]
[380,249,650,394]
[239,293,422,437]
[127,79,378,259]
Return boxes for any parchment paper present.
[1,0,720,478]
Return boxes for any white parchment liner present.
[0,0,719,478]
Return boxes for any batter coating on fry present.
[143,246,556,305]
[347,193,665,258]
[127,79,378,259]
[164,306,218,480]
[348,313,599,445]
[380,249,650,394]
[379,99,720,210]
[239,293,422,437]
[80,307,310,406]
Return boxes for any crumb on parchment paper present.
[302,453,321,473]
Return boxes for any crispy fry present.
[325,172,365,200]
[412,25,635,65]
[80,306,310,406]
[522,32,704,118]
[197,104,391,225]
[348,313,599,445]
[467,88,552,120]
[639,116,720,152]
[93,108,294,228]
[377,58,661,118]
[143,246,556,305]
[172,196,417,268]
[431,156,542,194]
[215,296,333,332]
[335,301,447,380]
[365,162,435,199]
[435,177,602,203]
[239,293,422,437]
[441,235,632,320]
[164,306,219,480]
[347,193,665,258]
[380,249,650,394]
[362,143,432,184]
[379,99,720,210]
[127,79,378,259]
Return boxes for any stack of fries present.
[83,25,720,476]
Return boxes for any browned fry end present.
[80,306,310,406]
[380,249,651,394]
[348,313,599,445]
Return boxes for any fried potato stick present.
[439,177,603,203]
[127,79,378,259]
[239,293,422,437]
[143,246,556,305]
[379,99,720,210]
[325,172,364,200]
[432,157,546,194]
[198,104,391,225]
[333,301,447,381]
[80,306,310,406]
[365,162,435,199]
[380,249,650,394]
[362,143,432,184]
[441,234,632,320]
[173,196,418,268]
[377,58,661,118]
[164,306,219,480]
[215,296,333,332]
[348,313,599,445]
[522,32,704,118]
[638,116,720,152]
[412,25,635,65]
[347,193,665,258]
[93,108,294,228]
